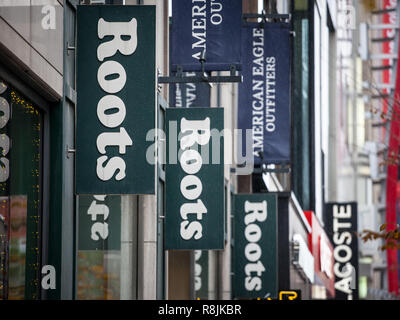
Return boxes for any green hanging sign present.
[165,108,224,250]
[76,5,156,195]
[232,193,278,299]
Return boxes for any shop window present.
[77,195,122,300]
[76,194,138,300]
[0,80,43,300]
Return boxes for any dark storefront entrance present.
[0,79,44,299]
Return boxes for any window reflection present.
[9,196,27,299]
[77,195,136,300]
[0,80,42,300]
[0,198,7,299]
[77,251,121,300]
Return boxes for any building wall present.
[0,0,63,99]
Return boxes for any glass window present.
[77,195,121,300]
[76,194,138,300]
[0,79,43,300]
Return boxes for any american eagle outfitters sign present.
[171,0,242,72]
[238,22,291,165]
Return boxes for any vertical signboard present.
[165,108,224,250]
[171,0,242,71]
[325,202,359,300]
[76,5,156,194]
[382,0,396,132]
[233,194,278,299]
[238,23,291,165]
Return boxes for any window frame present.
[0,66,51,300]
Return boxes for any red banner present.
[384,0,400,296]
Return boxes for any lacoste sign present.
[76,5,156,194]
[325,202,359,300]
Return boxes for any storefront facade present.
[0,79,45,299]
[0,0,65,299]
[0,0,233,301]
[0,0,365,301]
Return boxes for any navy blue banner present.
[171,0,242,72]
[238,23,291,165]
[169,24,211,108]
[169,72,211,108]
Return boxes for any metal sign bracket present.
[158,50,243,84]
[242,11,291,24]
